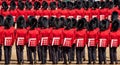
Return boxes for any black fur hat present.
[65,18,73,30]
[77,18,86,30]
[17,16,26,28]
[4,15,14,29]
[27,16,34,27]
[42,1,48,10]
[114,0,119,6]
[25,1,32,10]
[50,1,56,10]
[2,1,8,11]
[74,1,82,9]
[67,1,74,10]
[111,11,118,22]
[7,15,14,27]
[0,15,4,26]
[38,17,44,28]
[34,1,41,10]
[100,1,106,9]
[59,17,66,28]
[18,1,25,10]
[49,17,55,27]
[111,19,120,32]
[10,0,16,10]
[58,1,62,8]
[92,2,99,9]
[29,17,37,30]
[61,1,67,9]
[99,19,110,31]
[54,18,61,29]
[87,18,98,31]
[83,1,90,10]
[71,18,77,28]
[92,17,99,27]
[107,1,114,9]
[41,17,49,28]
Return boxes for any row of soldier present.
[0,10,120,64]
[1,0,120,22]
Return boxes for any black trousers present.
[26,44,30,61]
[49,46,53,61]
[37,45,42,61]
[16,45,24,63]
[0,45,2,61]
[4,46,12,64]
[62,47,71,64]
[71,44,75,61]
[88,46,96,63]
[41,46,47,64]
[110,47,117,63]
[98,47,106,63]
[76,47,85,64]
[83,47,85,60]
[52,46,59,64]
[28,47,36,63]
[58,46,63,61]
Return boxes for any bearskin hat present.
[34,1,41,10]
[111,19,120,32]
[17,16,26,28]
[2,1,8,11]
[99,19,110,31]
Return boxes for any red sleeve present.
[12,29,15,45]
[49,30,53,45]
[84,30,87,45]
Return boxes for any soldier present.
[98,19,110,64]
[87,18,99,64]
[75,18,87,64]
[0,15,4,61]
[40,17,51,64]
[27,17,39,64]
[1,1,10,18]
[25,0,34,18]
[50,18,63,64]
[3,15,15,64]
[62,18,75,64]
[15,16,27,64]
[109,19,120,64]
[9,0,17,25]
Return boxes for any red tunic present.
[75,8,84,20]
[40,28,51,46]
[25,9,35,18]
[91,8,100,20]
[50,9,59,18]
[17,9,27,20]
[60,9,68,18]
[75,29,87,47]
[3,27,15,46]
[68,9,76,18]
[9,9,18,22]
[62,29,75,47]
[99,8,108,21]
[98,29,110,47]
[42,9,51,18]
[0,26,4,45]
[27,29,39,47]
[50,28,63,46]
[34,9,43,20]
[84,8,92,22]
[1,9,10,18]
[87,28,98,47]
[15,29,27,46]
[110,30,120,47]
